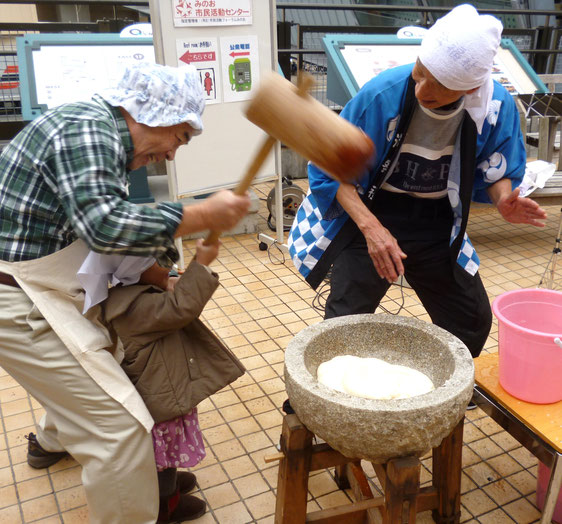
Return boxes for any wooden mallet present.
[204,72,374,244]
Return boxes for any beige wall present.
[0,4,38,23]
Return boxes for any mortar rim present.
[285,313,474,412]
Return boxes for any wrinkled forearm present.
[336,183,381,234]
[486,178,512,207]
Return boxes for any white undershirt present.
[382,99,465,199]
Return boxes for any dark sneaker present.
[158,490,206,523]
[25,433,69,469]
[466,401,477,411]
[177,471,197,494]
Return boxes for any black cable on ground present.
[267,240,286,265]
[312,270,407,316]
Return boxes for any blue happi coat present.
[288,63,525,289]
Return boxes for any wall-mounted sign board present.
[16,33,154,121]
[323,34,548,108]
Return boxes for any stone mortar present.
[284,314,474,463]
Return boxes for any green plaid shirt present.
[0,95,183,265]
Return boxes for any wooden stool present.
[273,414,464,524]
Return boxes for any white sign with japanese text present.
[176,37,221,104]
[173,0,252,27]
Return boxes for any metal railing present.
[275,2,561,106]
[276,2,561,27]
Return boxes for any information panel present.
[16,33,154,121]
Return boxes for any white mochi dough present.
[317,355,434,400]
[316,355,355,394]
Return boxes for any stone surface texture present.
[284,314,475,463]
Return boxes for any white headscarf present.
[419,4,503,133]
[99,62,205,132]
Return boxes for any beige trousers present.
[0,284,158,523]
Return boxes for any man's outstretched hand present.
[496,187,547,227]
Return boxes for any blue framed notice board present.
[16,33,154,121]
[323,34,548,107]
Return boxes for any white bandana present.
[419,4,503,133]
[99,63,205,132]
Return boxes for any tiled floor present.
[1,179,561,523]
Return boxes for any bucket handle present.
[555,338,562,349]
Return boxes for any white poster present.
[173,0,252,27]
[32,45,155,109]
[220,35,259,103]
[176,37,221,104]
[340,44,419,89]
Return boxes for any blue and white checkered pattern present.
[288,191,339,278]
[290,191,481,280]
[456,235,480,276]
[451,216,480,276]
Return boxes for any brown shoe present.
[158,489,206,523]
[177,471,197,494]
[25,433,69,469]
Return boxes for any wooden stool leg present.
[335,461,358,490]
[432,417,464,524]
[384,456,421,524]
[275,414,314,524]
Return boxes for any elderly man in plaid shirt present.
[0,63,249,523]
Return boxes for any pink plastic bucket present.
[492,288,562,404]
[536,461,562,524]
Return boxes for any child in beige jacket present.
[100,239,245,522]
